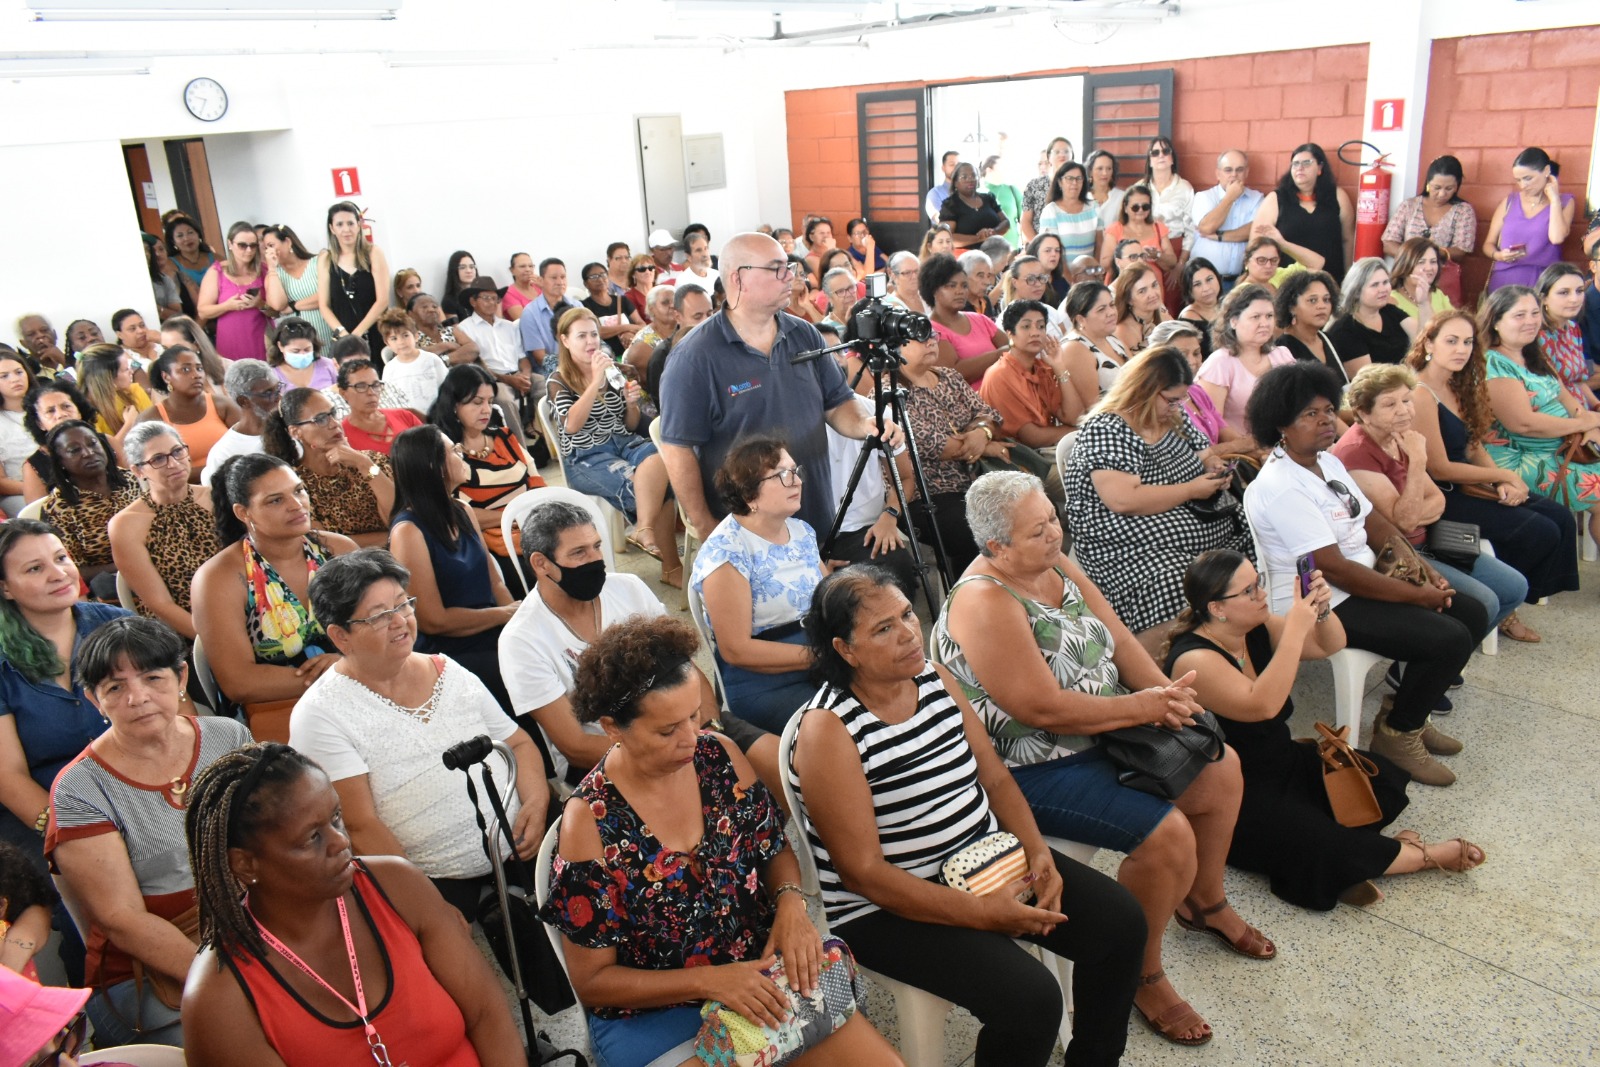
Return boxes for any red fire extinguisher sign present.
[332,167,362,197]
[1372,99,1404,132]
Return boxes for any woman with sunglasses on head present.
[110,422,220,639]
[317,200,391,356]
[38,421,138,591]
[1243,361,1486,787]
[198,221,272,363]
[19,379,102,504]
[262,224,333,346]
[136,345,241,481]
[181,742,524,1067]
[260,388,394,548]
[48,615,252,1047]
[192,453,359,741]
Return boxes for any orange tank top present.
[227,864,479,1067]
[156,390,230,471]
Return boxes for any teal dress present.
[1484,348,1600,511]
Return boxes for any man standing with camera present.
[657,232,901,541]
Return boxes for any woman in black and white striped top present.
[790,566,1144,1067]
[547,306,678,573]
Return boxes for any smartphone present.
[1295,553,1316,596]
[1507,243,1527,255]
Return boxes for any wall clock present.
[184,77,228,122]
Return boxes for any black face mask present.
[552,558,607,602]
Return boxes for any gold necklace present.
[463,434,492,460]
[1199,623,1245,664]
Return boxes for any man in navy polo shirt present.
[658,232,901,542]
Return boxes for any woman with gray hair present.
[1325,257,1417,374]
[932,470,1262,1047]
[884,250,929,314]
[109,420,220,637]
[289,547,547,918]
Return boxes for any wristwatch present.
[883,505,901,520]
[365,463,381,479]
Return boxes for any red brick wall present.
[785,45,1369,239]
[1420,27,1599,301]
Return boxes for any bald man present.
[1189,149,1263,286]
[657,232,901,542]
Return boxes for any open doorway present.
[930,75,1086,226]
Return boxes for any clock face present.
[184,77,228,122]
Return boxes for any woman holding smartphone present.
[1483,147,1574,294]
[197,221,272,361]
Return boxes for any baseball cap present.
[0,967,91,1067]
[647,229,675,249]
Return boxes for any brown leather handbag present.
[1315,722,1383,827]
[1550,434,1600,508]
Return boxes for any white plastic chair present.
[685,580,730,710]
[16,497,45,521]
[115,571,140,611]
[536,396,629,552]
[80,1047,186,1066]
[648,416,698,573]
[779,712,1081,1065]
[1580,510,1598,563]
[1242,486,1383,741]
[1053,431,1078,488]
[189,635,221,713]
[1477,540,1498,657]
[499,485,619,598]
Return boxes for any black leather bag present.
[1097,711,1227,800]
[1424,519,1480,572]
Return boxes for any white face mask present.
[284,348,316,370]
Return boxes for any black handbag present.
[476,884,578,1018]
[1425,519,1480,572]
[1185,486,1239,522]
[1097,711,1227,800]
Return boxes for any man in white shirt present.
[201,358,279,486]
[499,500,779,790]
[669,232,720,296]
[925,150,959,223]
[1188,150,1264,287]
[456,277,540,440]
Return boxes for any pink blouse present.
[931,312,1003,388]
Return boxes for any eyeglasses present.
[138,443,190,470]
[583,273,606,282]
[894,267,920,277]
[1327,479,1363,518]
[1216,578,1264,602]
[1126,203,1151,214]
[291,410,339,430]
[1020,273,1050,286]
[739,263,797,281]
[828,287,855,299]
[233,240,258,250]
[24,1010,86,1067]
[246,385,283,403]
[1149,145,1172,157]
[343,381,382,394]
[1251,256,1280,267]
[345,596,418,629]
[1289,158,1318,170]
[762,466,803,487]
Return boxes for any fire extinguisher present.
[360,208,375,246]
[1340,141,1391,262]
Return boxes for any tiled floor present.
[525,466,1600,1066]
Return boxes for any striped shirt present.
[549,374,629,454]
[788,665,997,927]
[456,426,544,557]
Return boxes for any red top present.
[342,408,423,455]
[228,864,479,1067]
[1330,423,1425,545]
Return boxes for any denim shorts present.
[588,1004,702,1067]
[564,435,658,521]
[1009,746,1173,853]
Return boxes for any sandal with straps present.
[1133,970,1212,1046]
[1175,897,1277,959]
[1396,830,1487,872]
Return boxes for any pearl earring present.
[1217,615,1227,622]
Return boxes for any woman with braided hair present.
[181,741,524,1067]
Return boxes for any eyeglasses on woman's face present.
[346,596,418,629]
[762,466,803,487]
[291,409,339,430]
[1216,577,1265,602]
[343,379,382,394]
[138,442,190,470]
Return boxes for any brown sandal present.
[1175,897,1277,959]
[1133,971,1212,1046]
[1396,830,1487,872]
[1499,612,1542,643]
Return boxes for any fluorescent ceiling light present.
[0,57,150,75]
[30,0,398,20]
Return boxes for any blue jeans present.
[1429,552,1527,631]
[564,435,659,522]
[87,978,183,1048]
[588,1004,701,1067]
[1009,747,1173,854]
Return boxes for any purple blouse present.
[1184,383,1227,444]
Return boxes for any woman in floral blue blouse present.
[538,615,900,1067]
[689,436,830,735]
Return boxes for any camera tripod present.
[806,342,954,618]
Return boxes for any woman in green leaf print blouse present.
[931,470,1265,1048]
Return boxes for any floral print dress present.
[538,734,787,1020]
[1484,348,1600,511]
[243,535,333,665]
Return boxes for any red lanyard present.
[247,895,394,1067]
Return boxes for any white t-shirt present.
[498,572,665,782]
[826,394,903,535]
[1247,448,1376,614]
[383,353,450,414]
[670,266,720,295]
[199,427,264,488]
[290,656,519,878]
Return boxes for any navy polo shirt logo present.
[728,379,761,397]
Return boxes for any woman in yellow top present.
[76,344,154,453]
[1387,237,1454,324]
